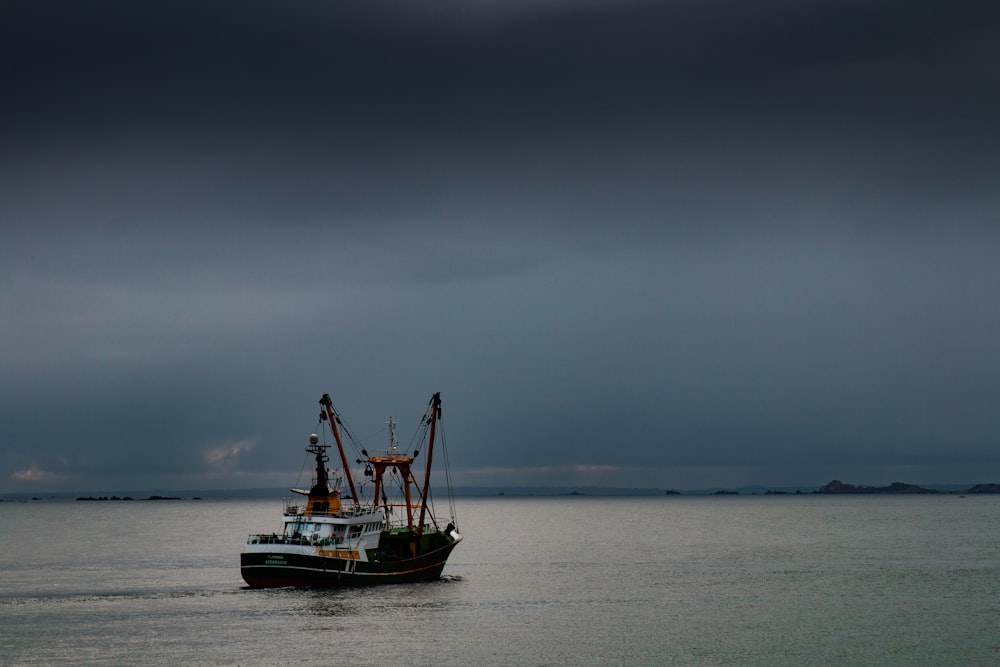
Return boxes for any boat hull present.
[240,540,460,588]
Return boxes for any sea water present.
[1,495,998,666]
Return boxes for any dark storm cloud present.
[9,0,998,157]
[7,0,998,227]
[2,0,999,492]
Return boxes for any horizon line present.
[4,480,998,499]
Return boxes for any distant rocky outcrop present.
[819,480,1000,494]
[966,483,1000,494]
[817,480,938,494]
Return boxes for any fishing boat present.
[241,392,462,587]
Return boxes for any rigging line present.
[439,424,458,526]
[419,479,440,529]
[405,417,430,454]
[320,396,366,457]
[357,424,386,443]
[340,420,370,457]
[295,454,311,490]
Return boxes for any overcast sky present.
[3,0,999,493]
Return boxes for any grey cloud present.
[2,0,999,493]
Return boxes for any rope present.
[315,394,459,533]
[439,422,458,529]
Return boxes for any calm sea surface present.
[2,495,998,666]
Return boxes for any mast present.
[368,445,417,531]
[416,392,441,536]
[306,434,329,496]
[366,395,440,535]
[318,394,360,503]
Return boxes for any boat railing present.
[283,498,379,518]
[283,500,301,516]
[246,533,358,547]
[282,500,342,517]
[246,534,313,546]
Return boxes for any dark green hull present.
[241,538,459,588]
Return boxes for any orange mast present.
[368,438,418,532]
[318,394,360,503]
[416,392,441,536]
